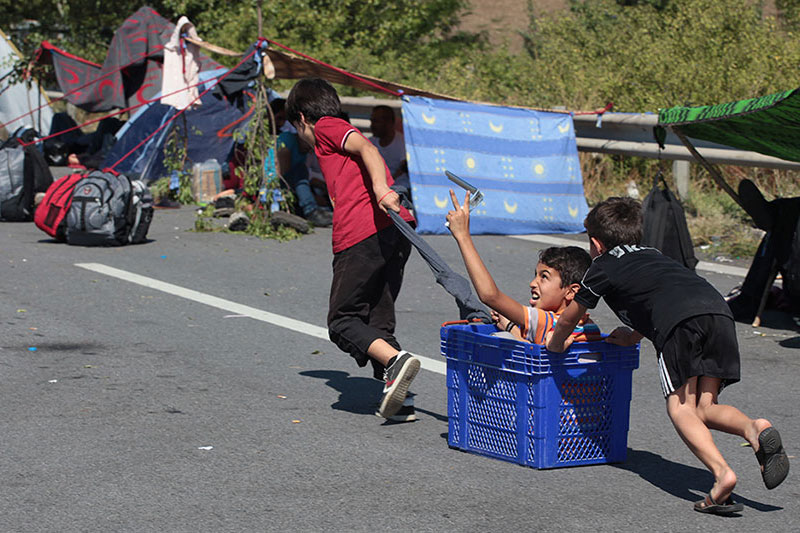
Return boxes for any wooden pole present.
[257,1,263,38]
[671,126,744,209]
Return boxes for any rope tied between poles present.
[17,74,225,149]
[0,43,167,132]
[264,38,402,98]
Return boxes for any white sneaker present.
[378,351,420,419]
[376,393,416,422]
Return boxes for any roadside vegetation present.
[4,0,800,252]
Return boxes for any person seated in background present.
[369,105,410,196]
[725,179,800,323]
[47,114,123,169]
[305,150,331,209]
[272,98,333,227]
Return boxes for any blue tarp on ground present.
[402,96,589,234]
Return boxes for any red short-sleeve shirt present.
[314,116,415,253]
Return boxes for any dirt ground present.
[461,0,779,52]
[460,0,566,52]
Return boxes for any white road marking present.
[75,263,447,375]
[509,235,749,277]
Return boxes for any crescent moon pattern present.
[136,84,154,105]
[504,200,518,214]
[558,122,570,134]
[489,121,503,133]
[568,205,579,218]
[422,113,436,125]
[434,195,448,209]
[63,66,80,85]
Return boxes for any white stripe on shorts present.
[658,352,675,397]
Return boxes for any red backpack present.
[34,172,85,240]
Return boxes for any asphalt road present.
[1,208,798,532]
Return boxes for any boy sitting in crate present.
[445,190,601,343]
[546,196,789,516]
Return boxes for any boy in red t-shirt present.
[287,78,419,421]
[446,190,600,343]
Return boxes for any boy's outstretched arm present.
[545,300,586,353]
[446,189,526,327]
[342,132,400,213]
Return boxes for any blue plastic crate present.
[442,322,640,469]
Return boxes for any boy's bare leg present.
[694,376,774,475]
[666,377,737,503]
[694,376,772,449]
[366,338,399,366]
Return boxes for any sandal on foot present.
[755,426,790,490]
[694,494,743,515]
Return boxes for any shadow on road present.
[299,370,382,415]
[613,448,782,512]
[299,369,449,422]
[779,336,800,349]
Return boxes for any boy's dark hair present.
[269,98,286,114]
[584,196,643,250]
[539,246,592,287]
[286,78,342,125]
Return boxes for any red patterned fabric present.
[38,7,220,112]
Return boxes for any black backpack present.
[0,128,54,221]
[65,169,153,246]
[642,171,698,270]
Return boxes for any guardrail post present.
[672,160,690,199]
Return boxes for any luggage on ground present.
[0,128,54,221]
[35,169,153,245]
[65,169,153,246]
[34,172,85,240]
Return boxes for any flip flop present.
[755,426,790,490]
[694,494,744,515]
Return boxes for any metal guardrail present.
[572,113,800,170]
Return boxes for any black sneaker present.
[307,208,333,227]
[375,393,416,422]
[378,351,420,419]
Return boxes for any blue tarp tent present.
[104,69,249,182]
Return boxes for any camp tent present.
[103,69,251,182]
[660,89,800,326]
[658,87,800,207]
[0,29,53,135]
[36,6,221,113]
[659,88,800,165]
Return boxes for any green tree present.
[461,0,800,112]
[776,0,800,26]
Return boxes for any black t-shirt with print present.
[574,245,733,351]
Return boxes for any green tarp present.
[658,88,800,163]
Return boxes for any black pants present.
[327,225,411,374]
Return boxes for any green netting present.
[658,88,800,163]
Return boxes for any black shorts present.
[656,314,741,398]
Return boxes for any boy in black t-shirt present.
[546,197,789,515]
